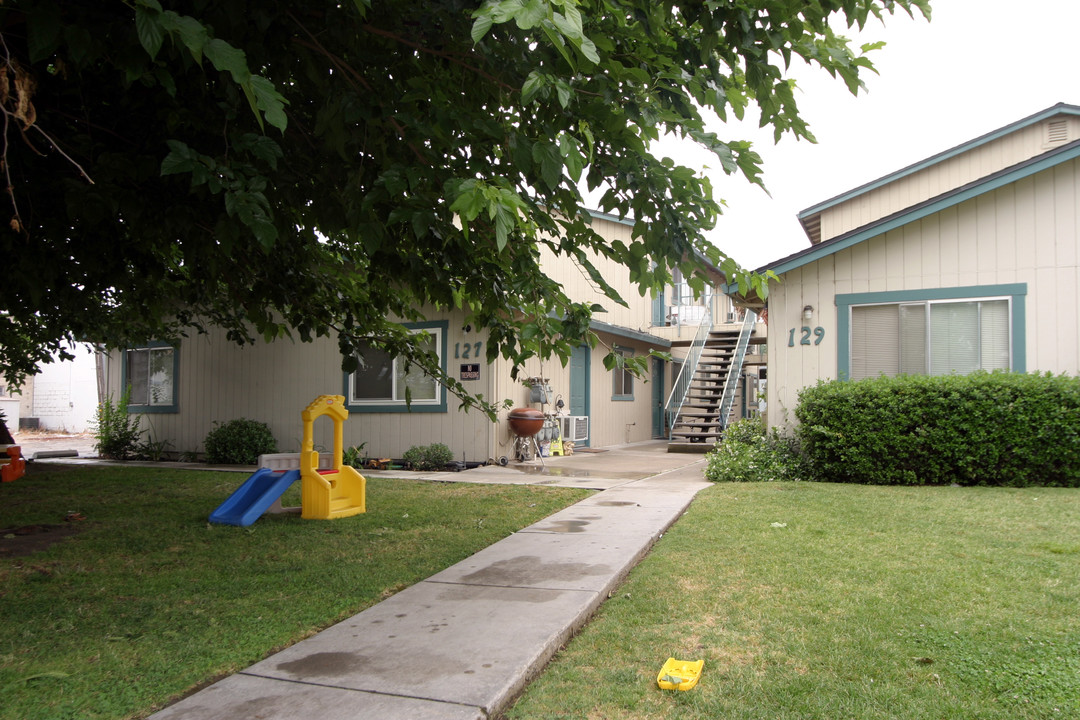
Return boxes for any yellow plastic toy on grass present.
[657,658,704,691]
[300,395,366,520]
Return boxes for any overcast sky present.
[662,0,1080,271]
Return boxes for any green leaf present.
[516,0,547,29]
[160,141,195,176]
[532,141,563,190]
[521,71,546,104]
[559,134,583,183]
[170,14,209,64]
[578,36,600,64]
[135,5,165,59]
[471,15,494,44]
[555,82,571,109]
[204,38,248,83]
[26,2,63,64]
[250,75,289,133]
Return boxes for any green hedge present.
[795,372,1080,487]
[204,418,278,465]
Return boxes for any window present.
[345,322,448,412]
[839,284,1026,381]
[612,346,634,400]
[124,344,178,412]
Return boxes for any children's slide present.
[209,468,301,527]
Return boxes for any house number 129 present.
[788,327,825,347]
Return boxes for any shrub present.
[402,442,454,471]
[796,371,1080,487]
[203,418,278,465]
[93,387,143,460]
[343,442,368,469]
[0,410,13,445]
[705,416,801,482]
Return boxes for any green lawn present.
[506,482,1080,720]
[0,463,591,720]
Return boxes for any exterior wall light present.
[802,305,814,322]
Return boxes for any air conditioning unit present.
[560,415,590,442]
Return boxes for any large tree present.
[0,0,928,410]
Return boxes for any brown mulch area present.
[0,519,85,558]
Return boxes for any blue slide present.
[209,468,301,527]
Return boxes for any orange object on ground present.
[1,445,26,482]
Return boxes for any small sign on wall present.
[460,363,480,381]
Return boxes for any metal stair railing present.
[663,288,713,437]
[716,309,757,430]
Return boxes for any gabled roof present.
[762,137,1080,276]
[761,103,1080,276]
[796,102,1080,241]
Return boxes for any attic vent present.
[1046,118,1070,146]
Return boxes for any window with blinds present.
[849,298,1009,380]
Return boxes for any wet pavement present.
[138,440,712,720]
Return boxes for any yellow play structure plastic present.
[657,658,704,691]
[300,395,366,520]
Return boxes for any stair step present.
[667,442,714,454]
[670,432,723,441]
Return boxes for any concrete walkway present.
[147,441,711,720]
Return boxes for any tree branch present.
[288,13,429,165]
[361,24,516,93]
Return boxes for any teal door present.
[652,356,666,437]
[570,345,590,447]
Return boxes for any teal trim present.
[799,104,1080,220]
[122,341,179,414]
[835,284,1028,379]
[569,344,591,447]
[584,208,635,227]
[611,345,635,401]
[837,284,1027,306]
[590,319,672,348]
[770,141,1080,276]
[344,320,449,414]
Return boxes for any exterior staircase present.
[665,308,757,453]
[667,329,740,451]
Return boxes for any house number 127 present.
[788,327,825,346]
[454,341,483,359]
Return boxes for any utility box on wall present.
[528,377,552,404]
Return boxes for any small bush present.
[402,442,454,471]
[343,442,368,469]
[796,371,1080,486]
[0,410,14,445]
[203,418,278,465]
[93,387,143,460]
[705,416,801,482]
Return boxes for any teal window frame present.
[611,345,635,401]
[122,341,180,414]
[343,321,448,413]
[836,283,1027,379]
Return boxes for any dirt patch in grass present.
[0,522,84,558]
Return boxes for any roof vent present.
[1046,118,1070,146]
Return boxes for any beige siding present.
[104,214,714,456]
[537,217,655,333]
[769,157,1080,431]
[498,331,658,452]
[818,119,1080,242]
[106,310,500,462]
